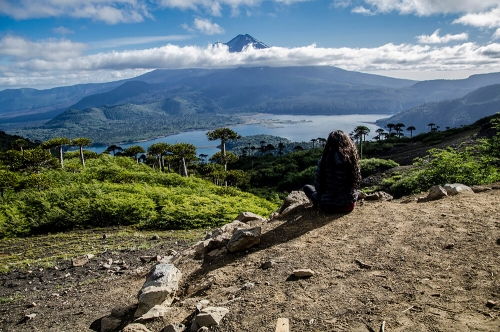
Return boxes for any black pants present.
[303,185,318,205]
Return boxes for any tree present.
[354,125,370,159]
[395,123,405,137]
[386,123,395,135]
[206,128,241,170]
[428,123,436,132]
[170,143,197,177]
[71,137,92,167]
[198,154,208,165]
[124,145,146,163]
[12,139,28,154]
[406,126,416,137]
[106,144,123,156]
[147,142,170,171]
[375,128,386,141]
[317,137,327,147]
[310,138,317,149]
[41,137,71,168]
[277,142,285,156]
[265,144,276,156]
[0,169,18,198]
[293,145,304,152]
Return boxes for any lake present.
[88,113,390,156]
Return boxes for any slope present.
[376,83,500,134]
[0,188,499,331]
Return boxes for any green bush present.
[359,158,399,177]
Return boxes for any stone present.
[163,323,186,332]
[235,212,265,224]
[471,185,492,193]
[195,307,229,327]
[196,299,211,312]
[293,269,315,277]
[364,191,393,201]
[486,300,497,308]
[444,183,474,196]
[276,191,312,216]
[72,256,90,267]
[122,323,152,332]
[135,264,182,317]
[24,313,36,320]
[260,260,275,270]
[194,240,211,256]
[227,227,261,253]
[212,220,250,238]
[135,305,171,321]
[205,235,231,252]
[206,248,227,257]
[140,256,157,263]
[100,316,122,332]
[426,185,448,201]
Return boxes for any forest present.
[1,113,499,240]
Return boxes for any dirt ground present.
[1,185,499,331]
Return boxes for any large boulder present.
[135,264,182,317]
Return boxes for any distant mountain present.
[376,83,500,134]
[223,34,269,52]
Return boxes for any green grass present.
[0,227,205,273]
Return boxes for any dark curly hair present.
[321,130,361,188]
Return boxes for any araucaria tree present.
[41,137,71,168]
[206,128,241,171]
[353,125,370,159]
[71,137,92,167]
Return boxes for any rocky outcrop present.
[135,264,182,317]
[419,183,475,202]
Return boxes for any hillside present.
[376,84,500,134]
[1,188,499,331]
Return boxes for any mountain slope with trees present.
[376,83,500,134]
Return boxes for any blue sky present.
[1,0,500,90]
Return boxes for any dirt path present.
[2,188,500,331]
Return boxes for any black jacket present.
[314,150,359,208]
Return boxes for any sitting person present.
[303,130,361,213]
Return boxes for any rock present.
[163,323,186,332]
[293,269,315,277]
[364,191,393,201]
[235,212,265,224]
[444,183,474,196]
[196,299,211,312]
[212,220,250,238]
[122,323,152,332]
[357,191,367,200]
[135,264,182,317]
[151,234,160,240]
[197,328,209,332]
[206,235,231,252]
[426,185,448,201]
[276,191,312,216]
[471,185,492,193]
[195,307,229,327]
[227,227,261,253]
[24,313,36,320]
[135,305,171,321]
[486,300,497,308]
[140,256,158,263]
[260,260,275,270]
[100,316,122,332]
[111,304,137,318]
[242,282,255,290]
[417,196,428,203]
[206,248,227,257]
[72,256,90,267]
[193,240,211,256]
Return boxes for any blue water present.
[87,114,389,156]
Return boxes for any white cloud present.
[2,37,500,89]
[358,0,500,16]
[0,35,87,61]
[193,18,225,34]
[417,29,469,44]
[352,6,375,16]
[90,35,195,49]
[453,7,500,29]
[494,28,500,40]
[52,26,75,35]
[331,0,351,9]
[0,0,152,24]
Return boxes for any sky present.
[1,0,500,90]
